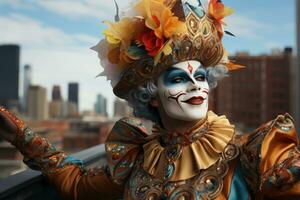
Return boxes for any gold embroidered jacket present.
[3,107,300,200]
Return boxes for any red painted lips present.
[182,96,205,105]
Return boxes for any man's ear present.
[150,97,159,107]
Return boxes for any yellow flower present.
[103,17,146,65]
[134,0,165,20]
[156,8,187,39]
[103,18,135,46]
[134,0,187,39]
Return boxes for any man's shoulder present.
[242,113,295,147]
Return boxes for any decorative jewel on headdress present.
[92,0,245,98]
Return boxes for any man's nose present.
[187,82,201,92]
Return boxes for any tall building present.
[0,45,20,108]
[296,0,300,132]
[67,102,78,117]
[49,101,62,118]
[68,83,79,111]
[23,65,32,113]
[213,48,293,130]
[49,100,77,118]
[50,85,63,118]
[27,85,48,120]
[52,85,62,101]
[114,98,132,118]
[94,94,107,116]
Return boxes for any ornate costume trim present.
[0,106,25,143]
[128,142,240,200]
[142,111,235,181]
[0,107,83,174]
[261,148,300,189]
[105,117,148,185]
[18,127,83,174]
[240,113,298,197]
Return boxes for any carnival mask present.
[157,60,209,121]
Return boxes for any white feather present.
[92,40,121,88]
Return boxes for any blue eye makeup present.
[194,68,207,81]
[162,66,207,87]
[163,69,192,86]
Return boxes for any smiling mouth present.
[182,96,205,105]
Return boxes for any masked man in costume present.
[0,0,299,199]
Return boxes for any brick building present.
[211,48,293,130]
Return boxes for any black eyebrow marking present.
[165,67,195,84]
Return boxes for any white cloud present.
[0,13,115,114]
[0,0,34,9]
[1,0,131,21]
[75,34,99,44]
[36,0,101,19]
[0,13,99,49]
[225,15,267,39]
[0,14,74,48]
[225,14,296,53]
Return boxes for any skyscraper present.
[68,83,79,111]
[23,64,32,112]
[114,98,132,118]
[52,85,62,101]
[94,94,107,116]
[27,85,48,120]
[0,45,20,108]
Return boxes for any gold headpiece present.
[93,0,244,98]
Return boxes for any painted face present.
[157,60,209,121]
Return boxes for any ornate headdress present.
[92,0,243,98]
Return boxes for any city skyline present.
[0,0,296,115]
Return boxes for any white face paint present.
[157,60,209,121]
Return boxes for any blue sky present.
[224,0,296,54]
[0,0,296,115]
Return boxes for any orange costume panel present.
[47,166,123,200]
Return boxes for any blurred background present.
[0,0,298,179]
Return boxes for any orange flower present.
[139,30,165,57]
[209,0,234,21]
[134,0,186,39]
[154,8,187,39]
[208,0,234,39]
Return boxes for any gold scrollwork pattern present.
[128,142,240,200]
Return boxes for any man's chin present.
[171,112,208,122]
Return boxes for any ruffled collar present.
[142,111,235,181]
